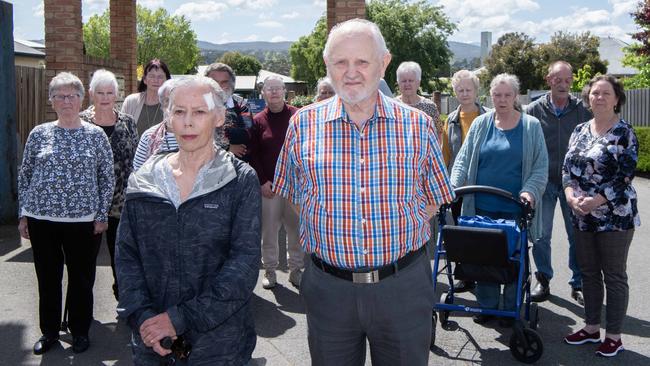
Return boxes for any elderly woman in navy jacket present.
[116,76,261,365]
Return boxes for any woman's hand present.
[229,144,247,158]
[261,181,275,199]
[576,194,607,215]
[520,192,535,208]
[140,312,176,356]
[94,221,108,235]
[18,217,29,239]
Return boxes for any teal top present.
[475,116,523,213]
[451,111,548,241]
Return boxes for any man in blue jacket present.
[525,61,592,304]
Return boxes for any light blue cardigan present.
[450,111,548,241]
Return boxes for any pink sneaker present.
[596,338,624,357]
[564,329,601,345]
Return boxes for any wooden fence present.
[440,89,650,127]
[15,65,46,146]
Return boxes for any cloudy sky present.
[9,0,641,45]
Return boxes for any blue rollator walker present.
[431,185,543,363]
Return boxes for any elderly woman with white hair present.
[79,69,138,300]
[116,76,261,365]
[395,61,443,135]
[451,73,548,326]
[315,77,335,102]
[18,72,114,355]
[132,78,178,170]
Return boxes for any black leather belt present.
[311,246,425,284]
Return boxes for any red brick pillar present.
[44,0,84,120]
[110,0,137,95]
[327,0,366,32]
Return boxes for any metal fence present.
[440,89,650,127]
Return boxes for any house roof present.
[599,37,638,76]
[14,40,45,58]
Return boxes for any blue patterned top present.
[562,119,640,232]
[18,121,115,222]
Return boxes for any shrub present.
[289,95,314,109]
[636,127,650,173]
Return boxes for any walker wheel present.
[430,312,437,348]
[439,293,452,325]
[529,302,539,330]
[509,328,543,364]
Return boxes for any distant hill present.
[448,41,481,63]
[197,40,292,52]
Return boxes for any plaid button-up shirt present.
[273,93,454,269]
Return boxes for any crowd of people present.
[16,17,640,365]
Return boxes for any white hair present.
[490,73,521,110]
[396,61,422,81]
[263,75,285,87]
[49,72,84,101]
[89,69,118,95]
[158,78,176,109]
[316,77,333,92]
[451,69,480,91]
[323,18,389,61]
[168,76,226,112]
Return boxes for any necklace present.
[589,116,617,142]
[142,102,161,130]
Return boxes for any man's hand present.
[229,144,247,158]
[425,204,438,220]
[519,192,535,208]
[94,221,108,235]
[261,181,275,199]
[140,312,176,356]
[18,217,29,239]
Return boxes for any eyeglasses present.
[264,86,285,92]
[146,74,167,81]
[52,94,80,102]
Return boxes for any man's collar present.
[323,91,396,124]
[226,96,235,108]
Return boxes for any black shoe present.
[72,335,90,354]
[499,317,515,328]
[571,288,585,306]
[454,280,476,293]
[33,335,59,355]
[472,314,495,324]
[531,273,550,302]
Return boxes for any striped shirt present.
[133,123,179,171]
[273,92,455,269]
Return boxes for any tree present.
[484,32,544,93]
[538,31,607,76]
[83,5,200,74]
[289,0,456,91]
[218,52,263,76]
[623,0,650,88]
[571,64,596,92]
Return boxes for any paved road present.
[1,178,649,365]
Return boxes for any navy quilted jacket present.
[116,150,261,366]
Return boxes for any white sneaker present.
[289,269,303,288]
[262,270,276,289]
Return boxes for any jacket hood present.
[126,149,237,200]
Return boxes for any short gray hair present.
[168,76,226,113]
[263,75,285,88]
[315,77,333,92]
[323,18,389,61]
[89,69,118,95]
[49,72,84,101]
[158,78,177,111]
[490,73,521,110]
[451,69,480,91]
[396,61,422,81]
[204,62,236,86]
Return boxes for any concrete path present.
[1,178,649,365]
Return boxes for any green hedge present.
[636,127,650,173]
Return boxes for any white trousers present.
[261,195,303,271]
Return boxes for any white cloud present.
[174,1,228,21]
[312,0,326,7]
[258,13,274,19]
[438,0,539,18]
[245,34,260,41]
[271,35,288,42]
[256,20,283,28]
[138,0,165,9]
[227,0,277,9]
[608,0,638,18]
[282,11,300,19]
[216,32,232,43]
[33,1,44,17]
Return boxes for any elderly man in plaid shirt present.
[273,19,454,365]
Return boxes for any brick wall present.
[327,0,366,31]
[109,0,137,95]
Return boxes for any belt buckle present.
[352,270,379,284]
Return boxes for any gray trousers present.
[575,229,634,334]
[300,251,434,366]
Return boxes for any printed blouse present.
[18,122,115,222]
[562,119,640,232]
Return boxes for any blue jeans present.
[474,208,518,311]
[533,182,582,289]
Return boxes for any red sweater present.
[249,103,298,185]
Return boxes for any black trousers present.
[28,218,101,337]
[105,216,120,298]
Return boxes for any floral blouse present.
[562,119,640,232]
[80,106,139,218]
[18,121,115,222]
